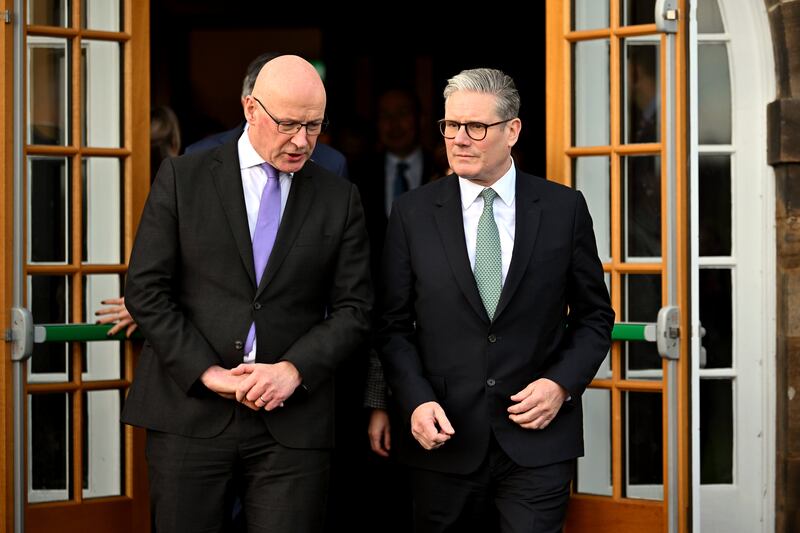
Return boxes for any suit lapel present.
[494,172,541,320]
[433,176,489,323]
[211,142,257,288]
[255,164,314,299]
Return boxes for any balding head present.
[244,55,327,173]
[253,55,326,113]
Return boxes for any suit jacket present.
[378,170,614,474]
[353,150,436,276]
[121,139,372,449]
[185,123,349,178]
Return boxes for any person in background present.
[150,105,181,179]
[354,88,438,274]
[350,87,440,532]
[378,67,614,532]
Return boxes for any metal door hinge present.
[2,10,11,24]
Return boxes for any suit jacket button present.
[487,378,496,387]
[254,302,262,310]
[234,340,244,350]
[488,334,497,343]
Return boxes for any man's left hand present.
[507,378,569,430]
[232,361,302,411]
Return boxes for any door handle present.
[656,305,680,360]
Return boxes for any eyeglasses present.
[252,96,328,136]
[437,118,514,141]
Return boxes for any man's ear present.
[507,118,522,148]
[243,96,257,124]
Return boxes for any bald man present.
[122,55,372,532]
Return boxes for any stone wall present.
[765,1,800,531]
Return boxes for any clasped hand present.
[200,361,301,411]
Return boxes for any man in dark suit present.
[185,51,349,178]
[378,68,614,532]
[122,55,372,532]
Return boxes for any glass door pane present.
[82,0,122,31]
[572,40,611,147]
[28,156,70,264]
[573,0,609,31]
[82,41,123,148]
[28,393,72,503]
[82,158,123,264]
[624,390,663,500]
[577,388,613,496]
[28,37,69,145]
[82,390,123,498]
[27,0,69,27]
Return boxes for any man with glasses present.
[378,68,614,532]
[185,51,348,178]
[122,55,372,532]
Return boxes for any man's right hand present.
[410,401,455,450]
[368,408,392,457]
[200,365,246,401]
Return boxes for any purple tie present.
[244,163,280,355]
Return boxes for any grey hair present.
[241,52,282,99]
[443,68,520,120]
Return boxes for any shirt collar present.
[458,158,516,210]
[386,147,423,168]
[237,124,293,177]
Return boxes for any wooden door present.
[1,0,151,530]
[546,1,690,531]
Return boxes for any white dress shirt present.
[237,126,293,362]
[458,162,516,285]
[384,147,424,215]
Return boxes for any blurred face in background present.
[378,90,419,157]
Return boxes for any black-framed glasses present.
[252,96,329,136]
[437,118,514,141]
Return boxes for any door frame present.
[688,0,776,530]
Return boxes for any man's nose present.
[453,125,472,145]
[291,127,310,148]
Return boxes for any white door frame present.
[689,0,776,531]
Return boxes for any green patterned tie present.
[474,188,502,320]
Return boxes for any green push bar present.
[35,323,144,343]
[611,322,655,342]
[35,323,654,343]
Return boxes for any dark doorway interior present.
[149,3,547,531]
[151,2,546,176]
